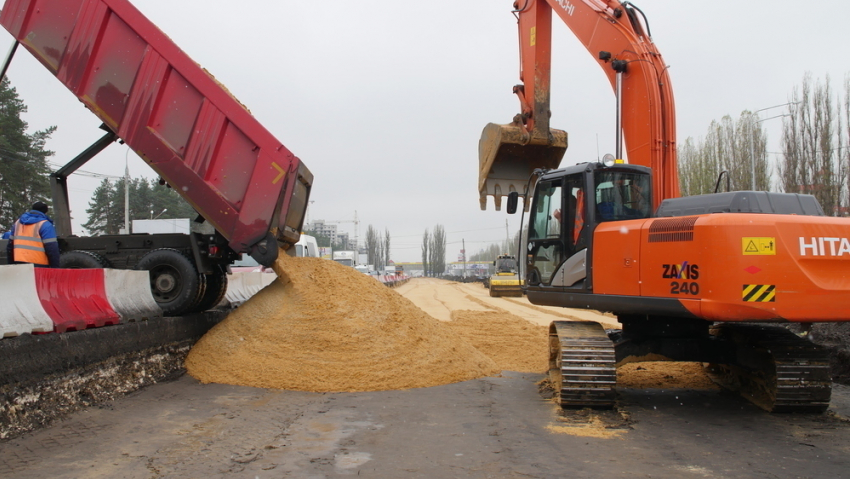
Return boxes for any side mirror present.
[506,192,519,214]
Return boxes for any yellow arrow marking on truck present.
[271,162,286,184]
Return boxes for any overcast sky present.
[2,0,848,262]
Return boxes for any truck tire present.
[60,250,112,269]
[192,265,228,312]
[136,248,202,316]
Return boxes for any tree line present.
[5,70,849,252]
[468,231,521,262]
[0,77,196,235]
[421,225,447,276]
[83,177,197,235]
[0,78,54,231]
[365,225,392,272]
[679,73,850,215]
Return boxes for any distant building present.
[337,232,351,250]
[305,219,338,244]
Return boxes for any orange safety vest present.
[573,189,585,244]
[11,220,51,265]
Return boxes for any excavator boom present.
[479,0,677,211]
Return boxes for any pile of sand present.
[186,254,499,392]
[446,310,548,373]
[617,362,719,389]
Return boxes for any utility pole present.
[124,160,130,234]
[354,210,359,251]
[105,179,110,233]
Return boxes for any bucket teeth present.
[478,122,567,211]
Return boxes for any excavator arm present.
[479,0,677,211]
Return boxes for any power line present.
[392,226,505,238]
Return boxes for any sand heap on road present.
[186,253,499,392]
[447,310,548,373]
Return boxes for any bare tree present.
[738,111,771,191]
[678,137,715,196]
[844,75,850,210]
[678,112,770,195]
[376,238,384,272]
[421,228,430,276]
[384,229,391,269]
[780,74,847,215]
[365,225,379,267]
[429,224,447,276]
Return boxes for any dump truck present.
[488,254,522,297]
[0,0,312,315]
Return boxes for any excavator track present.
[708,324,832,413]
[548,321,617,408]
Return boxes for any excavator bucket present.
[478,122,567,211]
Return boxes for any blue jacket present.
[7,210,60,267]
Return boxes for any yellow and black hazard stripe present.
[742,284,776,302]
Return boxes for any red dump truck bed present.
[0,0,312,258]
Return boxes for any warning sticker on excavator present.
[742,237,776,255]
[743,284,776,302]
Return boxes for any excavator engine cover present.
[478,122,567,211]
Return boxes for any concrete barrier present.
[0,264,53,337]
[375,274,409,288]
[35,268,120,333]
[223,272,248,306]
[224,272,276,307]
[104,269,163,322]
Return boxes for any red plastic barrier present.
[35,269,120,333]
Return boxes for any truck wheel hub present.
[155,274,177,293]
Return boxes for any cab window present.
[594,171,651,222]
[528,180,563,240]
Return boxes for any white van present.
[295,234,319,258]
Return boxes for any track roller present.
[549,321,617,408]
[708,324,832,413]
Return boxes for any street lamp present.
[749,102,798,190]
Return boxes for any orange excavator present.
[480,0,845,412]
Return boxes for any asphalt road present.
[2,278,850,478]
[2,373,850,478]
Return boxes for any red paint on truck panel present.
[0,0,310,253]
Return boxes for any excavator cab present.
[478,122,567,211]
[522,163,652,292]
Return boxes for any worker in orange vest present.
[5,202,60,267]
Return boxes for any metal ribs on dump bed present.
[549,321,616,408]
